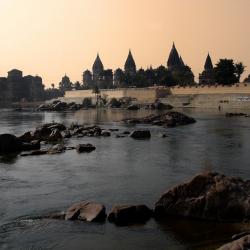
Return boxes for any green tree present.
[214,59,238,85]
[92,84,100,105]
[235,62,246,82]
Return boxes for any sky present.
[0,0,249,87]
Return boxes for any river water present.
[1,108,250,250]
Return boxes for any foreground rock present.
[76,144,96,153]
[108,205,152,225]
[122,111,196,128]
[0,134,23,153]
[155,172,250,222]
[65,201,106,222]
[130,130,151,139]
[217,234,250,250]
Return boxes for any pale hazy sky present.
[0,0,249,87]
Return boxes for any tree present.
[235,62,246,82]
[74,81,81,90]
[92,84,100,105]
[214,59,238,85]
[82,97,92,108]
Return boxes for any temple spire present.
[124,49,136,75]
[167,42,182,69]
[204,53,213,71]
[93,53,104,73]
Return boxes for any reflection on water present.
[1,108,250,249]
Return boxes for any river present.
[1,108,250,250]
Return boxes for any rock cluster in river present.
[122,111,196,127]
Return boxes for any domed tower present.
[92,53,104,81]
[124,50,136,76]
[167,42,182,70]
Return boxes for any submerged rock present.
[65,201,106,222]
[76,144,96,153]
[130,130,151,139]
[101,131,111,137]
[217,234,250,250]
[155,172,250,222]
[226,112,248,117]
[108,205,152,225]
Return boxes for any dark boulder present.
[19,131,34,143]
[217,234,250,250]
[130,130,151,139]
[0,134,23,153]
[65,201,106,222]
[155,172,250,222]
[76,144,96,153]
[108,205,152,225]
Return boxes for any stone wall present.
[64,88,169,104]
[170,83,250,95]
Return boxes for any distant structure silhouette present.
[199,53,215,84]
[0,69,44,105]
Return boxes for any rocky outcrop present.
[217,234,250,250]
[108,205,152,225]
[155,172,250,222]
[37,101,85,112]
[130,130,151,139]
[76,144,96,153]
[65,201,106,222]
[122,111,196,128]
[0,134,23,153]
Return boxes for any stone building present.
[0,69,44,105]
[82,54,113,89]
[199,53,216,84]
